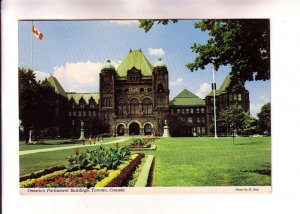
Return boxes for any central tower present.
[99,50,169,136]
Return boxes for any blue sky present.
[18,20,270,117]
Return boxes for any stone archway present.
[129,122,140,136]
[116,123,126,136]
[144,123,153,135]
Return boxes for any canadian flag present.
[32,25,43,40]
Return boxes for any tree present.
[19,68,38,143]
[139,19,270,83]
[19,67,59,142]
[243,112,257,142]
[219,104,246,143]
[257,103,271,135]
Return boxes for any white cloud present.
[148,48,165,57]
[53,61,103,92]
[170,78,184,86]
[34,70,50,81]
[110,20,139,25]
[196,82,211,98]
[259,95,270,103]
[250,103,264,118]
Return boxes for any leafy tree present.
[19,68,38,143]
[19,67,67,142]
[139,19,270,83]
[257,103,271,135]
[219,104,246,143]
[243,112,257,142]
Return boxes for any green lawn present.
[19,137,271,186]
[149,137,271,186]
[19,138,116,151]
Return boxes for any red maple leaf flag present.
[32,25,43,40]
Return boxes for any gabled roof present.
[47,75,67,97]
[67,93,99,105]
[170,89,205,106]
[117,49,153,77]
[207,74,232,96]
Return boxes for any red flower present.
[74,148,79,155]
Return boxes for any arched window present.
[157,83,164,92]
[130,98,139,115]
[117,99,127,115]
[142,98,152,115]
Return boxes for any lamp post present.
[212,63,218,139]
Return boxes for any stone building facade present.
[99,49,169,136]
[47,49,250,138]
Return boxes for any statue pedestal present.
[162,125,170,138]
[28,129,32,143]
[79,129,84,140]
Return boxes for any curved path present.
[19,137,130,156]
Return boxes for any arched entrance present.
[129,122,140,135]
[116,124,125,136]
[144,123,152,135]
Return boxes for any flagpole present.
[31,21,33,70]
[212,63,218,139]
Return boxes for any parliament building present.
[48,49,249,137]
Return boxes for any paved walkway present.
[19,137,130,156]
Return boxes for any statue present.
[162,119,170,137]
[79,121,85,140]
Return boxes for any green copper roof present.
[170,89,205,106]
[117,49,153,77]
[67,93,99,104]
[208,74,232,96]
[101,59,116,71]
[153,58,167,68]
[47,75,67,97]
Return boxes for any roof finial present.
[129,49,132,52]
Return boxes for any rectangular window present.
[188,117,193,123]
[90,104,94,109]
[197,118,201,123]
[186,108,190,114]
[196,108,200,114]
[201,117,205,124]
[83,111,86,117]
[201,108,204,114]
[73,111,76,116]
[234,94,238,101]
[238,94,242,101]
[177,109,181,114]
[69,111,72,116]
[88,111,92,116]
[181,108,185,114]
[93,111,97,117]
[201,127,206,134]
[80,104,85,109]
[229,94,233,101]
[78,111,82,117]
[190,108,194,114]
[197,127,201,134]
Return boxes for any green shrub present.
[65,146,131,171]
[131,138,147,146]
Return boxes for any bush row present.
[106,153,145,187]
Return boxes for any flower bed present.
[20,145,145,188]
[127,138,151,149]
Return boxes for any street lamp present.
[212,63,218,139]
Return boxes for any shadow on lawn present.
[242,164,271,176]
[234,141,262,146]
